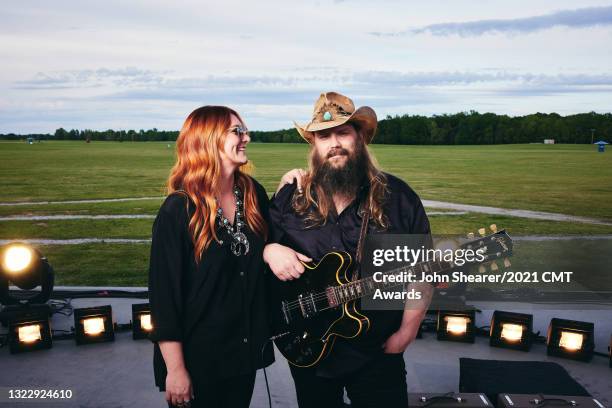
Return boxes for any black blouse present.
[148,177,274,390]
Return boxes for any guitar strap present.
[353,200,371,282]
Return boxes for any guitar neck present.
[328,259,453,306]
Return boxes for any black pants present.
[168,371,256,408]
[290,353,408,408]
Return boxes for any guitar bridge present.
[281,301,292,324]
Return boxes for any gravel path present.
[2,235,610,246]
[0,197,609,226]
[0,214,155,221]
[0,238,151,245]
[422,200,612,226]
[0,196,162,206]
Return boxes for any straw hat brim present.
[295,106,378,144]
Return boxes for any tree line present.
[1,111,610,144]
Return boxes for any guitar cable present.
[261,338,274,408]
[261,332,290,408]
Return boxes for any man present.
[264,92,433,408]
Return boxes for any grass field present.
[1,141,611,286]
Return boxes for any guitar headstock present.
[462,224,513,272]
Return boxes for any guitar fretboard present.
[323,258,453,309]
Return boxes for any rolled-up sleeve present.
[148,205,185,342]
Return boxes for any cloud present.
[13,67,165,90]
[372,6,612,37]
[4,67,612,133]
[12,67,612,104]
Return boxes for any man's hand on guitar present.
[263,243,312,281]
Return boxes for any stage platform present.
[1,289,610,407]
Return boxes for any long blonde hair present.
[167,106,267,262]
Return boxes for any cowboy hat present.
[294,92,377,144]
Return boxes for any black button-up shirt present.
[148,178,274,389]
[268,173,430,376]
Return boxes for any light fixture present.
[0,243,55,308]
[8,310,52,354]
[546,318,594,361]
[132,303,153,340]
[490,311,533,351]
[74,305,115,345]
[437,310,475,343]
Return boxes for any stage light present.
[501,324,522,341]
[3,245,33,274]
[0,242,54,306]
[74,305,115,345]
[18,324,42,343]
[83,317,105,335]
[559,331,583,351]
[437,310,475,343]
[132,303,153,340]
[141,314,152,330]
[8,311,52,354]
[490,311,533,351]
[446,316,468,335]
[547,318,594,361]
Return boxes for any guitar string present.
[282,261,451,310]
[280,236,507,312]
[282,257,450,305]
[282,273,407,308]
[281,235,505,309]
[281,261,446,308]
[281,253,501,311]
[283,278,414,313]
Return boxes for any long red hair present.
[167,106,267,263]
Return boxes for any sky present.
[1,0,612,133]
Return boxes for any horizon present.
[2,110,610,136]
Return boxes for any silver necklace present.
[216,185,249,256]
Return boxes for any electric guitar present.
[269,226,513,367]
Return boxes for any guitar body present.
[270,251,370,367]
[268,229,513,368]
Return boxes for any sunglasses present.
[229,126,249,138]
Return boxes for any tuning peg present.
[490,224,498,233]
[478,227,486,236]
[490,262,499,271]
[478,265,486,273]
[503,258,511,268]
[467,232,475,239]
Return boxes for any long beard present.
[311,144,367,198]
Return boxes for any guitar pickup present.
[298,293,318,318]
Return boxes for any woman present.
[148,106,274,408]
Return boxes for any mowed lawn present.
[1,141,611,285]
[1,141,611,219]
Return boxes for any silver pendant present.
[231,232,249,256]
